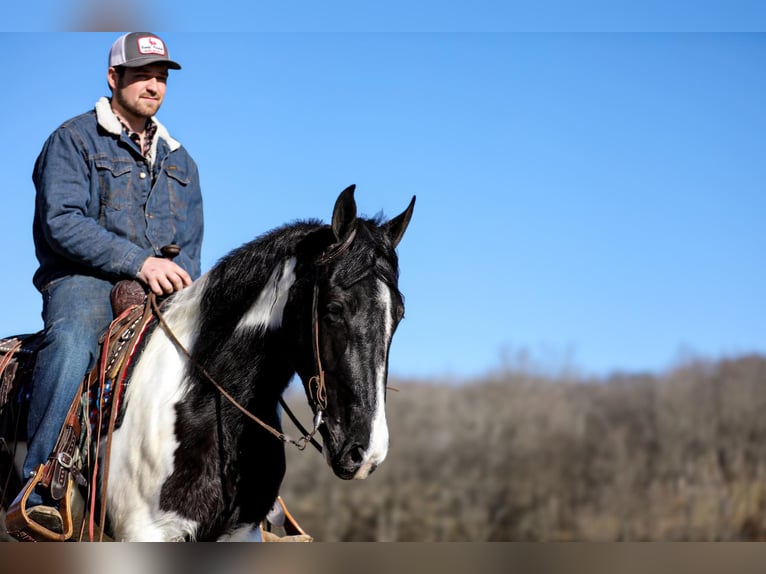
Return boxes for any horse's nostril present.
[332,444,369,479]
[348,445,365,465]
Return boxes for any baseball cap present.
[109,32,181,70]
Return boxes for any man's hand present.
[137,256,193,295]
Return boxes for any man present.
[23,32,203,531]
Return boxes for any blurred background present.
[2,2,765,541]
[282,355,766,540]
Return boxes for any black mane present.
[195,216,402,349]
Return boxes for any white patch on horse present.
[236,257,297,333]
[354,279,392,480]
[105,276,207,541]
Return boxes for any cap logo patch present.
[137,36,166,56]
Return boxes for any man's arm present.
[34,126,154,279]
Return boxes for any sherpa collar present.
[95,96,182,157]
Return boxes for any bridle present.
[290,225,360,442]
[305,226,358,411]
[151,226,358,454]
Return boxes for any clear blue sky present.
[1,8,764,379]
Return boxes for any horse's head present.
[297,185,414,480]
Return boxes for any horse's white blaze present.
[236,257,297,333]
[106,276,207,541]
[354,279,392,480]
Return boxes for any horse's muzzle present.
[330,442,368,480]
[328,440,385,480]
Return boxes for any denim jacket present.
[32,97,204,291]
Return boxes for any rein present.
[150,294,322,452]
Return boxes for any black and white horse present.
[104,185,414,541]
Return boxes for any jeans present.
[23,275,114,506]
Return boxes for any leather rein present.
[151,228,358,455]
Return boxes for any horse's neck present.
[175,257,303,413]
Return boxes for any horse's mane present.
[177,220,323,367]
[202,219,325,317]
[203,214,401,317]
[176,215,402,376]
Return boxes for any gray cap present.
[109,32,181,70]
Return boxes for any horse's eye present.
[325,301,344,318]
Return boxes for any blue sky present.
[3,2,766,33]
[0,13,764,379]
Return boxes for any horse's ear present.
[332,184,357,242]
[383,195,416,248]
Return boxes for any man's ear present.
[107,66,119,91]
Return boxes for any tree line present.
[280,354,766,540]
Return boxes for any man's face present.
[109,63,169,121]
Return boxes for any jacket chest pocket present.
[165,164,191,221]
[95,157,133,210]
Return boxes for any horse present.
[2,185,415,541]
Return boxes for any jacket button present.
[139,172,147,179]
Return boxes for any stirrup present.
[5,464,75,542]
